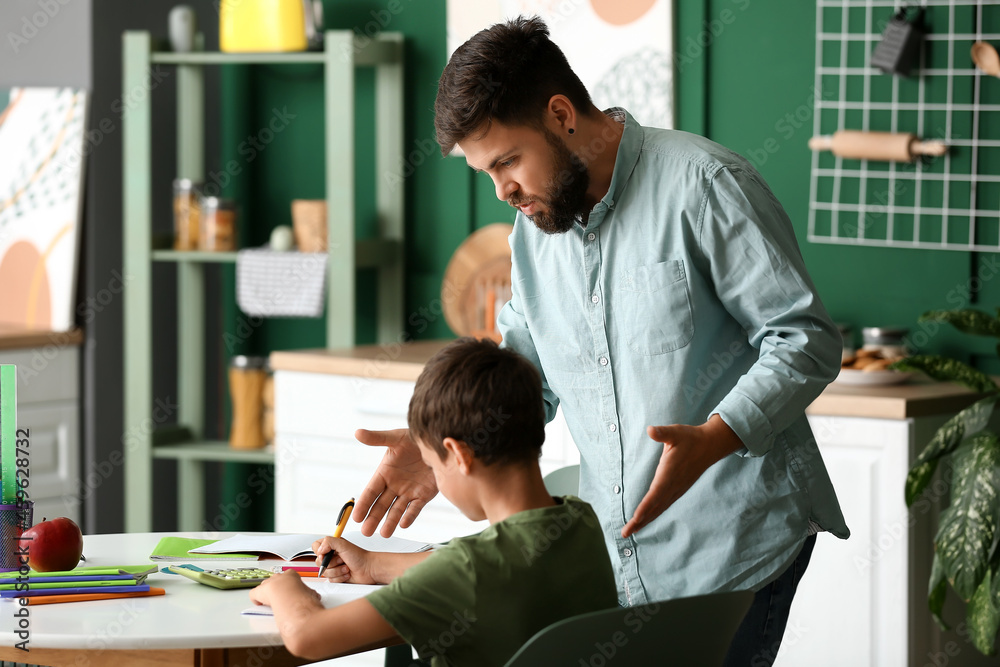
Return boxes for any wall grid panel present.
[808,0,1000,251]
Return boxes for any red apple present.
[22,517,83,572]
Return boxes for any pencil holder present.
[0,501,32,572]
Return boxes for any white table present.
[0,532,395,667]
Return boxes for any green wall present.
[216,1,1000,527]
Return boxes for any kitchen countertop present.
[270,340,450,382]
[0,325,83,351]
[804,378,987,419]
[270,342,988,420]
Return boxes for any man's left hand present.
[621,414,743,538]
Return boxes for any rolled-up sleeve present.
[699,166,842,457]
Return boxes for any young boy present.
[249,337,618,665]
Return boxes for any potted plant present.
[892,308,1000,655]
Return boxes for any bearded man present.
[354,16,849,666]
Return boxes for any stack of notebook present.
[0,565,164,605]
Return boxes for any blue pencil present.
[1,584,152,598]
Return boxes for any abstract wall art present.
[0,88,88,332]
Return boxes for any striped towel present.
[236,249,327,318]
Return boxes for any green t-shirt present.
[366,495,617,667]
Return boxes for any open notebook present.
[188,531,434,562]
[188,534,324,561]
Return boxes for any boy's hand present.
[249,570,320,608]
[312,536,378,585]
[353,428,439,537]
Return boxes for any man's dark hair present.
[434,15,593,155]
[408,337,545,466]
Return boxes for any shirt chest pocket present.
[616,260,695,355]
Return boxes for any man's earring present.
[568,128,575,134]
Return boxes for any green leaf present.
[906,460,939,508]
[891,355,999,394]
[906,397,999,506]
[935,433,1000,600]
[918,397,997,464]
[966,569,1000,655]
[929,552,950,631]
[921,309,1000,339]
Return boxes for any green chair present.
[503,590,754,667]
[383,643,419,666]
[543,464,580,496]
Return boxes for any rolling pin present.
[808,130,947,162]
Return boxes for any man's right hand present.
[352,428,438,537]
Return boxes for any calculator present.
[167,564,272,589]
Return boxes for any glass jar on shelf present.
[172,178,201,250]
[199,196,237,251]
[229,355,267,450]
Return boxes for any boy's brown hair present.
[408,337,545,465]
[434,15,593,155]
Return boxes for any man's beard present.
[510,129,591,235]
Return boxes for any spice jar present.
[229,355,267,450]
[172,179,201,250]
[861,327,909,360]
[200,196,237,251]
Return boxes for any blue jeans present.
[723,533,817,667]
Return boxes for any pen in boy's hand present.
[318,497,355,577]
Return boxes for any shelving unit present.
[122,31,405,532]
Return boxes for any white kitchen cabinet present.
[774,415,913,666]
[0,335,81,526]
[774,385,999,667]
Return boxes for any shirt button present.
[623,548,633,557]
[609,423,617,432]
[591,294,600,304]
[587,232,596,241]
[599,356,609,366]
[613,485,621,494]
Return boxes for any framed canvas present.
[0,88,88,332]
[446,0,674,130]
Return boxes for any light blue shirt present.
[497,109,849,605]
